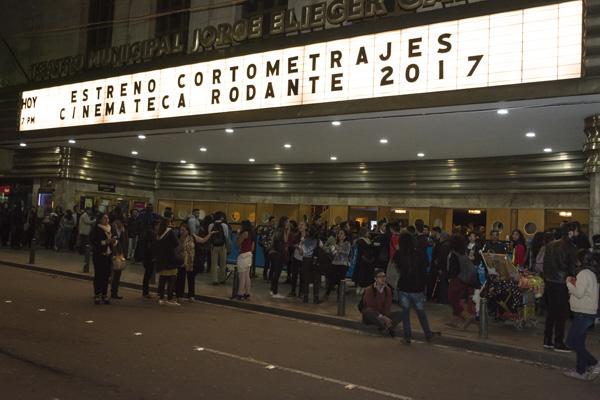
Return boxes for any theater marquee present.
[19,1,582,132]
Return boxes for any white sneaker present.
[588,364,600,380]
[271,293,285,299]
[269,291,275,296]
[158,299,166,305]
[166,300,181,306]
[563,370,591,381]
[188,297,195,303]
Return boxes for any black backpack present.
[211,222,226,247]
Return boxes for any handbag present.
[112,255,126,271]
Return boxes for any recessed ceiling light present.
[138,134,146,139]
[379,138,388,144]
[199,147,207,152]
[331,121,341,126]
[131,150,138,155]
[525,132,536,138]
[543,148,553,153]
[180,160,187,164]
[330,156,338,161]
[497,109,509,115]
[19,143,27,147]
[283,143,292,149]
[248,158,255,162]
[225,128,235,133]
[417,152,425,157]
[68,139,76,144]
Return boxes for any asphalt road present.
[1,266,599,400]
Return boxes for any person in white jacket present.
[564,250,600,380]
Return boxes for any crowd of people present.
[2,201,599,380]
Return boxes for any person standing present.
[447,233,477,329]
[89,213,116,305]
[396,233,433,344]
[324,229,351,301]
[259,216,275,281]
[236,220,255,300]
[126,209,140,261]
[564,250,600,380]
[175,223,215,302]
[269,217,290,299]
[55,209,75,251]
[154,218,180,305]
[208,211,229,285]
[10,202,25,248]
[543,223,577,352]
[0,202,10,246]
[141,222,157,299]
[187,209,200,236]
[511,229,527,269]
[287,220,304,298]
[300,225,321,304]
[77,208,95,254]
[110,219,127,300]
[352,227,376,295]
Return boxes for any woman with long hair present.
[447,233,476,329]
[324,229,351,301]
[109,219,127,300]
[288,220,306,298]
[236,220,256,300]
[396,232,433,343]
[176,222,215,302]
[301,224,321,304]
[511,229,527,269]
[269,216,290,299]
[154,217,180,305]
[89,213,116,305]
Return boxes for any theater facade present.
[1,0,600,237]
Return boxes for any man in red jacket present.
[361,269,402,337]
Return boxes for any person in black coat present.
[89,213,116,305]
[352,227,376,294]
[153,218,180,305]
[395,232,433,344]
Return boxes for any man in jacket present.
[543,222,577,352]
[78,209,95,254]
[361,269,402,337]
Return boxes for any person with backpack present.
[360,268,402,337]
[396,232,433,344]
[564,250,600,380]
[447,233,478,329]
[208,211,229,285]
[352,227,376,295]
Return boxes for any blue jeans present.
[566,312,598,374]
[399,291,432,339]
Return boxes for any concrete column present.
[584,115,600,237]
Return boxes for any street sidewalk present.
[1,247,598,368]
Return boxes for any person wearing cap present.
[360,269,402,337]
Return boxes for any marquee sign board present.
[19,1,583,132]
